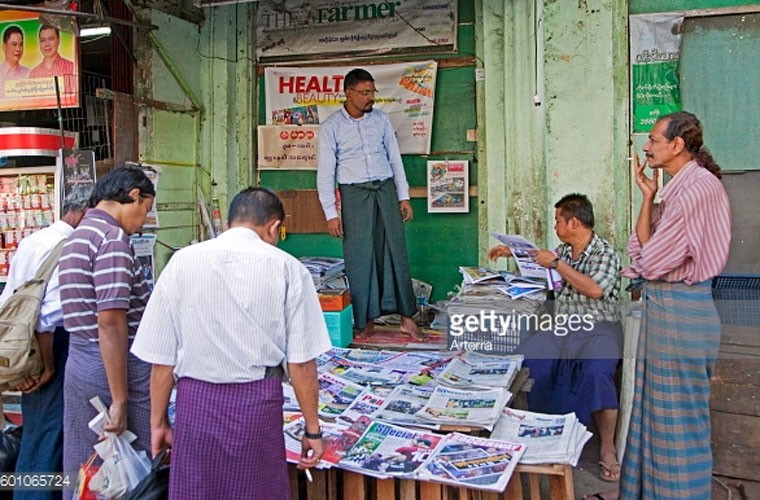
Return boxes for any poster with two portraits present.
[0,10,79,111]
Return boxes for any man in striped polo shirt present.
[58,166,155,490]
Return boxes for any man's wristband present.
[303,429,323,439]
[550,257,560,269]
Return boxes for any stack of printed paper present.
[489,408,592,466]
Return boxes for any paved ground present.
[573,435,619,500]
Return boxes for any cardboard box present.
[318,289,351,311]
[323,304,353,348]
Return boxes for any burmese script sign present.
[0,11,80,111]
[256,0,457,62]
[264,61,437,154]
[257,125,319,170]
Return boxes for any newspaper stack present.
[415,385,511,431]
[299,256,347,289]
[419,432,526,492]
[459,267,547,299]
[373,385,440,430]
[489,408,592,466]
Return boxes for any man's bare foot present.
[355,322,375,337]
[598,449,621,482]
[400,316,426,341]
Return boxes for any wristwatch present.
[303,429,323,439]
[549,257,560,269]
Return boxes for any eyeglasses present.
[350,88,378,97]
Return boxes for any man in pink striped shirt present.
[615,111,731,500]
[29,25,76,96]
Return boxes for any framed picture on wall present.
[427,160,469,213]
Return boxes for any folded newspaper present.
[490,408,592,466]
[419,433,526,492]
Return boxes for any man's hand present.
[400,200,413,222]
[532,249,557,268]
[487,245,512,261]
[632,153,658,200]
[19,367,55,394]
[326,217,343,238]
[151,422,174,458]
[299,436,325,469]
[104,402,128,436]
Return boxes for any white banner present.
[256,0,457,62]
[265,61,437,154]
[257,125,319,170]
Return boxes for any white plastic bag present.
[88,432,151,499]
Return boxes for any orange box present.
[318,289,350,311]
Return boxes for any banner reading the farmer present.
[256,0,457,62]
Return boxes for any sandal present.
[598,460,621,482]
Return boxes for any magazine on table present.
[490,232,561,284]
[317,372,367,419]
[338,420,444,478]
[376,351,453,373]
[284,416,372,467]
[284,418,349,468]
[338,364,407,387]
[416,385,511,430]
[299,256,345,277]
[339,392,387,423]
[436,357,520,389]
[282,383,300,411]
[420,433,526,492]
[490,408,592,466]
[459,267,511,285]
[373,385,440,430]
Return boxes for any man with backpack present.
[0,186,93,500]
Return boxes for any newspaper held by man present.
[490,232,562,285]
[420,433,526,492]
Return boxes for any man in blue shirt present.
[317,68,423,340]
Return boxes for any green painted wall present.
[630,0,752,14]
[476,0,629,259]
[135,10,203,273]
[258,1,479,302]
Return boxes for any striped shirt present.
[29,54,76,95]
[623,161,732,285]
[58,208,150,339]
[317,106,411,220]
[131,227,333,383]
[555,233,622,323]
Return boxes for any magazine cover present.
[317,372,366,419]
[338,420,443,477]
[420,433,526,492]
[284,416,371,467]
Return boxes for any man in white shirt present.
[132,187,332,500]
[0,185,92,500]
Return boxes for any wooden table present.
[288,463,575,500]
